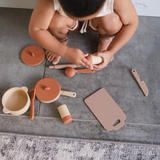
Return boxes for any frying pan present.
[34,78,76,103]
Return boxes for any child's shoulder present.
[114,0,135,10]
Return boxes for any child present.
[29,0,138,70]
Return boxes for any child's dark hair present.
[59,0,106,17]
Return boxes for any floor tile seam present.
[1,114,160,128]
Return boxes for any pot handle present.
[3,108,10,114]
[21,86,28,93]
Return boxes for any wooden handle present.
[30,100,34,120]
[60,90,76,97]
[76,68,95,73]
[131,69,140,82]
[49,64,77,69]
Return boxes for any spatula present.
[30,88,36,120]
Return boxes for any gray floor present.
[0,8,160,144]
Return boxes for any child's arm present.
[29,0,92,69]
[93,0,139,70]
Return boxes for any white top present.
[53,0,114,18]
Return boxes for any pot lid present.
[35,78,61,102]
[21,45,45,66]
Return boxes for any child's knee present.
[99,13,122,34]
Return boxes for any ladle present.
[65,67,95,78]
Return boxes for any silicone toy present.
[2,87,31,116]
[30,88,36,120]
[58,104,72,124]
[65,67,95,78]
[131,69,149,97]
[49,64,77,69]
[84,88,126,131]
[34,78,76,103]
[21,45,45,66]
[86,55,102,64]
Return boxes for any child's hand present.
[63,47,93,70]
[92,51,113,70]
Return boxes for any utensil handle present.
[60,90,76,97]
[49,64,77,69]
[131,69,140,81]
[30,100,34,120]
[76,69,95,73]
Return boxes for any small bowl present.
[2,87,30,116]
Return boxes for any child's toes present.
[50,55,56,62]
[46,53,50,59]
[47,55,54,62]
[46,52,53,61]
[45,50,50,56]
[46,55,51,61]
[52,56,61,65]
[46,52,51,58]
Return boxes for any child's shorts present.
[69,20,98,33]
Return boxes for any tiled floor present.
[0,8,160,144]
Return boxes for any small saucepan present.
[34,78,76,103]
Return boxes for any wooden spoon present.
[65,67,95,78]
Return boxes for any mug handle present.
[21,86,28,92]
[3,108,10,114]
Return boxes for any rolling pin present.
[49,64,77,69]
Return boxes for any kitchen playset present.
[2,45,149,130]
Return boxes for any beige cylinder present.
[90,55,103,64]
[58,104,72,124]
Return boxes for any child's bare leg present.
[91,13,122,52]
[46,11,76,64]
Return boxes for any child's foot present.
[98,35,114,61]
[45,37,68,64]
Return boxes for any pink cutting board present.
[84,88,126,131]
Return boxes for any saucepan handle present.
[60,90,76,98]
